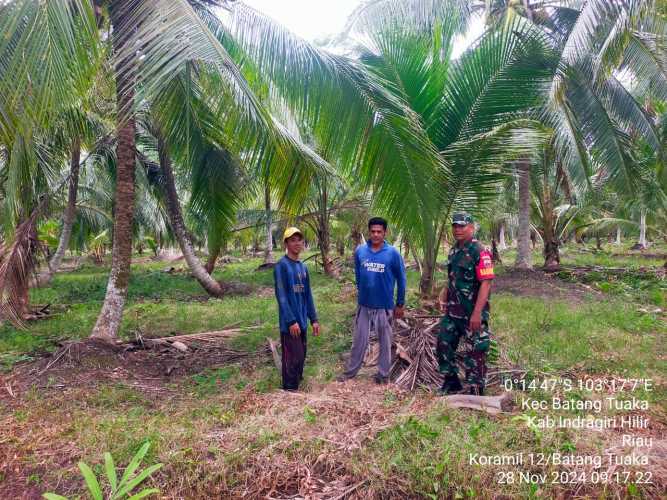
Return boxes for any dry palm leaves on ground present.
[363,310,510,391]
[5,326,272,393]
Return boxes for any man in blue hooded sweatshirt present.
[337,217,406,384]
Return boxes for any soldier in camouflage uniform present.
[437,213,494,396]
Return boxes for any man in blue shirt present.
[337,217,406,384]
[273,227,321,391]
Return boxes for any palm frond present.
[0,200,45,328]
[226,2,445,243]
[0,0,99,138]
[341,0,471,39]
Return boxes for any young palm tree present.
[226,3,449,290]
[246,0,557,291]
[300,173,353,277]
[39,88,112,285]
[340,0,665,277]
[353,15,554,292]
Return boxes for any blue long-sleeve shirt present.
[355,241,406,309]
[273,255,318,333]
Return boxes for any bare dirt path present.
[492,267,604,303]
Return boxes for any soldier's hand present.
[394,305,405,319]
[288,323,301,338]
[469,313,482,332]
[312,321,321,336]
[438,300,447,313]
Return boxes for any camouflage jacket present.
[446,239,494,319]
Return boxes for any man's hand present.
[312,321,321,336]
[288,323,301,338]
[469,312,482,332]
[394,305,405,320]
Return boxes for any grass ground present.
[0,243,665,499]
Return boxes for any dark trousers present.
[437,315,490,388]
[280,329,308,390]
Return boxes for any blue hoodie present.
[273,255,318,333]
[355,241,406,309]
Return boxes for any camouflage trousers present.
[436,315,490,387]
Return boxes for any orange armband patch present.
[476,250,495,280]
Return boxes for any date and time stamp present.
[475,377,657,486]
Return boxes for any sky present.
[241,0,486,56]
[242,0,363,43]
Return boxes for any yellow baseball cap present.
[283,227,303,241]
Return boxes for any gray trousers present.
[344,305,393,378]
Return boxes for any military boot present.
[440,374,463,394]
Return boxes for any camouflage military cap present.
[451,212,474,226]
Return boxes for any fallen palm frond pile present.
[127,326,272,372]
[389,316,442,390]
[132,325,256,351]
[363,311,510,392]
[11,326,273,387]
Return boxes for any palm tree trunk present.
[492,239,502,264]
[39,139,81,285]
[205,241,221,274]
[498,222,507,250]
[638,209,647,248]
[91,2,136,341]
[418,237,439,296]
[319,225,335,276]
[419,250,435,296]
[156,133,224,297]
[314,182,336,277]
[515,160,533,269]
[410,244,423,276]
[541,179,560,271]
[615,227,621,245]
[351,226,363,249]
[419,221,447,295]
[263,182,274,264]
[543,238,560,270]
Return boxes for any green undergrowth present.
[556,268,666,307]
[493,295,664,378]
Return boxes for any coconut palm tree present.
[38,95,113,285]
[353,15,556,292]
[232,1,566,293]
[503,0,665,267]
[299,172,354,277]
[0,0,101,322]
[1,0,341,338]
[226,4,455,290]
[341,0,665,277]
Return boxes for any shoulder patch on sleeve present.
[475,248,495,280]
